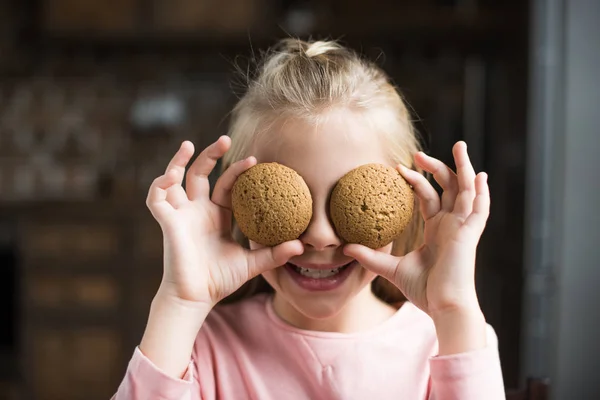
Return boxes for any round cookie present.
[329,164,414,249]
[231,162,312,247]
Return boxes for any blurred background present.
[0,0,598,399]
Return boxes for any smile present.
[288,262,352,278]
[283,261,357,291]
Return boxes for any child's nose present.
[299,209,342,251]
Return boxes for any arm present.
[429,321,505,400]
[112,138,302,400]
[345,142,505,399]
[140,289,210,378]
[432,307,486,356]
[111,289,207,400]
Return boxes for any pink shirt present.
[113,294,505,399]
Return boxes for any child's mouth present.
[289,263,351,279]
[283,261,356,291]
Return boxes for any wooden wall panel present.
[152,0,265,34]
[43,0,139,33]
[23,223,119,262]
[31,327,121,400]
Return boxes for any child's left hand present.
[344,141,489,318]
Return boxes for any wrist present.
[153,284,215,315]
[430,299,483,323]
[432,306,487,356]
[138,285,213,378]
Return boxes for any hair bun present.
[304,41,341,57]
[273,38,342,58]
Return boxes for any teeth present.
[295,266,344,279]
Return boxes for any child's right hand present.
[146,136,304,309]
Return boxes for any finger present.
[212,156,257,209]
[464,172,490,236]
[343,244,400,283]
[345,244,431,298]
[165,141,195,176]
[146,169,179,219]
[452,142,477,217]
[398,164,440,220]
[154,141,195,208]
[245,240,305,278]
[414,152,458,211]
[165,184,189,209]
[186,136,231,201]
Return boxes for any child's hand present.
[146,136,304,309]
[344,142,489,317]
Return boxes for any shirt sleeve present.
[111,347,201,400]
[428,324,505,400]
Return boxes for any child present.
[113,39,504,399]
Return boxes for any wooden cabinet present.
[24,222,119,262]
[42,0,266,37]
[31,327,121,399]
[43,0,139,34]
[17,203,139,400]
[26,273,119,309]
[153,0,266,34]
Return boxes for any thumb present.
[343,244,400,283]
[245,240,304,278]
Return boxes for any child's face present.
[250,109,394,322]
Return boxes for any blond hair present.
[221,39,424,304]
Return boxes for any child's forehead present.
[252,115,392,193]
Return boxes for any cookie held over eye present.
[330,164,414,249]
[231,163,313,247]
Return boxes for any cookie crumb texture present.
[330,164,414,249]
[232,163,313,247]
